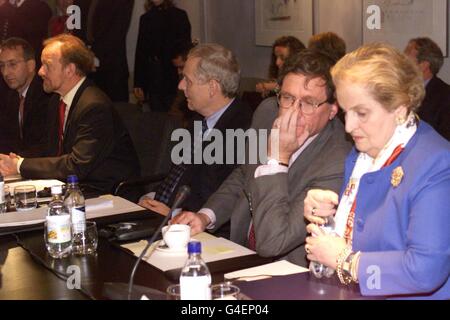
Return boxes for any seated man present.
[0,37,52,157]
[404,37,450,140]
[172,49,352,266]
[0,34,140,193]
[139,43,253,219]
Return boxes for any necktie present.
[248,222,256,251]
[202,119,208,135]
[57,100,67,156]
[18,95,25,139]
[154,164,187,205]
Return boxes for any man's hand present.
[269,107,311,163]
[0,153,19,176]
[170,211,210,236]
[138,198,170,216]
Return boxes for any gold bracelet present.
[350,251,361,283]
[336,246,353,285]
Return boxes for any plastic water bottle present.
[64,175,86,255]
[179,241,212,300]
[309,217,336,278]
[45,185,71,258]
[0,176,6,213]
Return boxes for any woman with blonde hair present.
[303,43,449,299]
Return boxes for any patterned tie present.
[154,164,187,205]
[57,100,67,156]
[18,95,25,139]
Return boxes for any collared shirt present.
[204,98,234,133]
[200,133,319,229]
[60,77,86,132]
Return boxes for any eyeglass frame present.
[0,59,27,72]
[277,91,332,115]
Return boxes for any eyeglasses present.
[0,60,26,72]
[277,92,330,115]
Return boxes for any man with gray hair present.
[139,43,252,223]
[404,37,450,140]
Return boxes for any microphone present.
[102,186,191,300]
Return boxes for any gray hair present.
[409,37,444,75]
[188,43,240,98]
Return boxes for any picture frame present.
[255,0,313,46]
[363,0,448,56]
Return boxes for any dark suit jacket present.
[134,5,191,97]
[73,0,134,102]
[15,0,52,63]
[0,75,52,157]
[419,76,450,140]
[204,97,352,266]
[0,2,23,42]
[20,79,140,193]
[167,98,253,212]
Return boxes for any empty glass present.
[0,185,11,213]
[211,282,241,300]
[14,185,37,211]
[72,221,98,255]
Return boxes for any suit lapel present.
[64,79,92,138]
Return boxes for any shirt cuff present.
[254,162,288,178]
[139,191,155,203]
[198,208,216,230]
[17,157,24,174]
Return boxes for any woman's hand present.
[304,189,339,225]
[305,224,347,269]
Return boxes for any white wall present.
[126,0,450,83]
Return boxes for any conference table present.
[0,208,276,300]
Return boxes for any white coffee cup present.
[162,224,191,250]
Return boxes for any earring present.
[396,116,406,126]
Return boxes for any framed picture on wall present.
[255,0,313,46]
[363,0,448,56]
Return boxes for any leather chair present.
[112,102,182,202]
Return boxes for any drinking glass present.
[14,185,37,211]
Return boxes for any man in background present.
[0,37,52,157]
[405,37,450,140]
[0,34,140,193]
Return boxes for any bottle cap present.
[51,185,63,195]
[67,175,78,184]
[187,241,201,254]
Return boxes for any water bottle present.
[179,241,212,300]
[45,185,71,258]
[64,175,86,255]
[0,176,6,213]
[309,217,336,278]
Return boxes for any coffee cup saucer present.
[155,240,189,254]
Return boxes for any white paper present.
[224,260,309,282]
[122,232,255,272]
[0,195,144,228]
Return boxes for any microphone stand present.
[102,186,190,300]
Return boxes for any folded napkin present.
[224,260,309,282]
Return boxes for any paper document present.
[224,260,309,282]
[0,195,144,228]
[122,232,255,272]
[4,174,22,183]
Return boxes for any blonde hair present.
[331,43,425,113]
